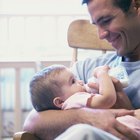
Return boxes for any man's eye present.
[100,18,112,26]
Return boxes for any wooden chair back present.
[67,19,114,63]
[13,131,41,140]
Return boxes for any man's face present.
[87,0,140,57]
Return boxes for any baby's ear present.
[53,97,64,108]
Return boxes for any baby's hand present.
[93,65,110,78]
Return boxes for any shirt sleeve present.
[62,92,94,110]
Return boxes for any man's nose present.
[98,27,109,40]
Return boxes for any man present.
[23,0,140,139]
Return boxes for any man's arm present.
[23,108,138,140]
[23,109,80,140]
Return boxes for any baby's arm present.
[89,66,117,109]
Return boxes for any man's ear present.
[134,0,140,9]
[133,0,140,16]
[53,97,64,108]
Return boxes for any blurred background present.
[0,0,102,139]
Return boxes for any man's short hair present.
[82,0,132,13]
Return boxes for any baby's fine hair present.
[30,64,66,111]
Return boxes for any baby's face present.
[59,68,86,101]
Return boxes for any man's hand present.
[80,108,139,140]
[111,77,133,109]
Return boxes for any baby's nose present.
[78,80,84,86]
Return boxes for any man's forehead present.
[87,0,119,24]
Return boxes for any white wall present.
[0,0,88,15]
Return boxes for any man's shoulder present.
[83,52,117,65]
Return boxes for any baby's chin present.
[81,86,87,92]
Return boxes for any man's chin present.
[116,50,124,56]
[116,53,122,57]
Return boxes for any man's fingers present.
[111,77,123,91]
[111,109,134,117]
[103,120,129,140]
[106,128,129,140]
[115,120,139,140]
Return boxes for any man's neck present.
[122,44,140,62]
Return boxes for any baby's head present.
[30,64,67,111]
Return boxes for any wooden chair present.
[13,131,41,140]
[67,19,114,63]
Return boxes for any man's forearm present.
[23,109,81,140]
[23,108,137,140]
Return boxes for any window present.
[0,0,90,61]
